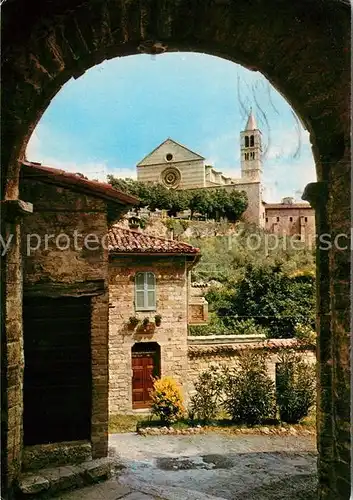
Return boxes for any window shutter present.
[135,272,156,310]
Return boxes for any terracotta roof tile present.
[108,226,200,256]
[21,161,138,206]
[188,338,315,357]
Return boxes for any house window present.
[135,272,156,311]
[289,217,293,222]
[266,217,268,223]
[276,217,280,222]
[305,217,308,222]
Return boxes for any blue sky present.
[26,52,316,202]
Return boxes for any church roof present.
[245,110,257,131]
[136,138,205,166]
[108,225,201,257]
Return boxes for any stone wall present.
[20,178,110,460]
[20,179,108,285]
[138,159,206,190]
[187,339,317,400]
[265,205,316,244]
[109,255,190,414]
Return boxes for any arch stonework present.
[1,1,350,498]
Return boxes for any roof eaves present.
[21,161,139,206]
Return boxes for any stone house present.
[263,198,316,243]
[19,162,137,468]
[108,226,201,414]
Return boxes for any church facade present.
[136,111,315,235]
[137,111,265,226]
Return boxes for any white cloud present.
[26,127,136,182]
[200,125,315,202]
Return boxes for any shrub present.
[276,351,316,423]
[188,313,228,336]
[223,351,276,425]
[189,365,225,424]
[150,376,185,426]
[294,323,316,345]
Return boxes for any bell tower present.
[240,109,263,182]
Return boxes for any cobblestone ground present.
[109,432,317,500]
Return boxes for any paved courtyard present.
[57,432,317,499]
[108,432,317,500]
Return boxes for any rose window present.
[161,167,181,188]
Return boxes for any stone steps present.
[17,457,123,498]
[22,441,92,472]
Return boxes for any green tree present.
[188,189,212,218]
[167,190,190,217]
[224,190,248,222]
[207,264,315,338]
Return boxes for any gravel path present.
[109,433,317,500]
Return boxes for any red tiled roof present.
[21,161,139,206]
[108,226,200,256]
[263,202,313,209]
[188,338,315,357]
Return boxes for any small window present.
[245,136,249,148]
[250,135,254,147]
[266,217,268,223]
[305,217,308,222]
[135,272,156,311]
[166,153,173,161]
[276,217,280,222]
[289,217,293,222]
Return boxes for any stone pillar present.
[302,180,350,499]
[1,200,33,497]
[91,292,109,458]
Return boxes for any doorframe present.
[131,342,161,409]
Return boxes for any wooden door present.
[23,296,92,445]
[132,353,156,409]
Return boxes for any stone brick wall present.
[265,205,316,244]
[20,178,110,460]
[137,138,206,189]
[138,159,206,190]
[109,255,189,414]
[187,344,316,400]
[20,179,109,284]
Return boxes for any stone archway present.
[1,1,350,498]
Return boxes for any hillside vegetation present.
[108,175,248,222]
[187,224,316,341]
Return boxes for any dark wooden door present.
[23,296,92,445]
[132,353,156,408]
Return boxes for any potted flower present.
[140,317,155,334]
[128,316,140,330]
[154,314,162,327]
[142,317,150,328]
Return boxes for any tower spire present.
[245,108,257,131]
[240,109,262,181]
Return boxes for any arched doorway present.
[131,342,161,410]
[1,1,350,498]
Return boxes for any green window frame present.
[135,272,156,311]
